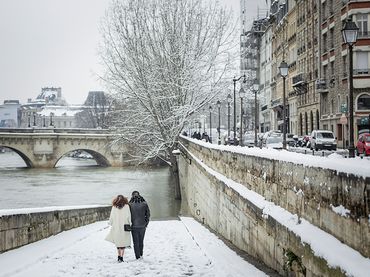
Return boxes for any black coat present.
[129,197,150,229]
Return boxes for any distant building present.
[0,100,21,127]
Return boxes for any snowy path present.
[0,217,267,277]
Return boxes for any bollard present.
[322,151,324,157]
[305,149,307,154]
[312,150,315,155]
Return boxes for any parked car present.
[310,130,337,151]
[222,131,239,145]
[265,135,283,149]
[286,133,295,147]
[243,133,255,147]
[356,132,370,156]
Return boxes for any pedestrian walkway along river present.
[0,217,267,277]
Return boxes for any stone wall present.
[0,206,111,253]
[178,138,370,276]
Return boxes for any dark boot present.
[118,256,123,263]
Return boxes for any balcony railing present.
[292,73,306,86]
[353,68,370,75]
[315,79,328,92]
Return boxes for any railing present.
[353,68,370,75]
[316,79,328,90]
[292,73,306,86]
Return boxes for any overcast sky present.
[0,0,267,105]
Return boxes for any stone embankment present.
[0,206,110,253]
[177,137,370,277]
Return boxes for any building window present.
[355,52,369,74]
[357,93,370,110]
[356,14,368,38]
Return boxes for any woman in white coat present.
[105,195,132,262]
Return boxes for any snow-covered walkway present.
[0,217,267,277]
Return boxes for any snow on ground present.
[183,146,370,277]
[0,218,267,277]
[182,136,370,178]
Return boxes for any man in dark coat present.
[129,191,150,259]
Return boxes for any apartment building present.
[295,0,320,136]
[319,0,370,147]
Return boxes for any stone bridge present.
[0,128,129,168]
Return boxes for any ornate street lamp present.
[279,60,289,150]
[209,105,213,143]
[233,75,246,145]
[253,81,259,147]
[49,112,54,126]
[239,87,246,146]
[33,112,36,126]
[217,100,221,145]
[227,94,232,141]
[342,20,359,158]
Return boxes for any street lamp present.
[227,94,232,141]
[253,81,259,147]
[209,105,212,143]
[217,100,221,145]
[49,112,54,126]
[239,87,246,146]
[33,112,36,126]
[342,19,359,158]
[233,75,246,145]
[279,60,289,150]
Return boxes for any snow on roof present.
[181,136,370,179]
[38,106,82,117]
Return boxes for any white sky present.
[0,0,267,105]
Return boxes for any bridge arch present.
[0,146,33,167]
[54,148,111,167]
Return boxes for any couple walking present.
[105,191,150,262]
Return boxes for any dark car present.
[356,133,370,156]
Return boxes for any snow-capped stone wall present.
[0,206,110,253]
[177,137,370,276]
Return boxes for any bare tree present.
[99,0,237,167]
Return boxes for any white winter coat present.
[105,205,132,247]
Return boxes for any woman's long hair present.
[112,195,128,208]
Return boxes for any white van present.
[310,130,337,151]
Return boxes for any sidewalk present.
[0,217,268,277]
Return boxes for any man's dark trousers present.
[132,228,146,259]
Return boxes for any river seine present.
[0,152,180,218]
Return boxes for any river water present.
[0,152,180,218]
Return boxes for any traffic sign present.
[340,114,347,125]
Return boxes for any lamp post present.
[227,94,232,141]
[253,81,260,147]
[49,112,54,126]
[209,105,212,143]
[217,100,221,145]
[279,60,289,150]
[33,112,36,126]
[342,20,359,158]
[233,75,246,145]
[239,88,246,146]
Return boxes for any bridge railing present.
[0,127,113,134]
